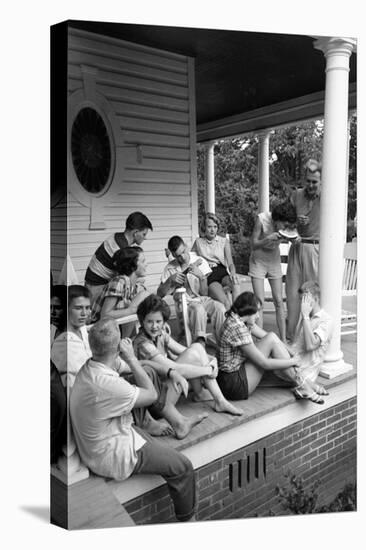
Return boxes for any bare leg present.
[268,277,286,341]
[208,281,231,310]
[202,377,243,415]
[161,380,208,440]
[176,343,214,401]
[141,410,174,436]
[251,277,265,328]
[177,345,242,415]
[244,333,295,395]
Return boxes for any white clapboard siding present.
[51,27,198,286]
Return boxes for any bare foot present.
[174,413,208,440]
[143,416,174,436]
[213,399,243,416]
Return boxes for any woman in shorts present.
[249,200,297,341]
[134,294,243,416]
[217,291,302,401]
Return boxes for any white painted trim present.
[197,83,356,142]
[188,57,199,240]
[110,377,356,504]
[69,26,188,62]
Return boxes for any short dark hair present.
[229,291,260,317]
[167,235,184,253]
[125,212,153,231]
[137,294,171,325]
[68,285,91,307]
[51,284,67,330]
[51,284,67,302]
[112,246,143,276]
[272,200,297,225]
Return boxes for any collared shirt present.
[51,325,91,388]
[192,235,227,268]
[292,188,320,239]
[161,252,211,302]
[91,274,146,322]
[291,309,333,372]
[85,232,129,286]
[217,312,253,373]
[133,325,172,361]
[70,359,146,481]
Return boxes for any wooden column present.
[257,131,271,213]
[314,37,356,369]
[205,141,216,213]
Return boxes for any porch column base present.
[51,460,90,486]
[319,358,354,380]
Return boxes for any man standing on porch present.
[286,159,321,342]
[84,212,153,304]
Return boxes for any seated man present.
[157,235,226,345]
[70,320,203,522]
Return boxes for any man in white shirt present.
[157,235,226,345]
[70,319,197,522]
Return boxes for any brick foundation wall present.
[125,397,357,524]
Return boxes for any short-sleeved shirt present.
[160,252,211,302]
[91,274,146,322]
[292,188,320,239]
[85,232,129,286]
[217,312,254,373]
[291,309,333,372]
[192,236,227,268]
[70,359,146,481]
[133,326,171,361]
[51,325,92,388]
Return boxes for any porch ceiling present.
[68,20,357,139]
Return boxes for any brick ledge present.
[109,376,356,504]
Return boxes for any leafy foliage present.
[274,471,356,515]
[275,472,321,514]
[197,116,357,273]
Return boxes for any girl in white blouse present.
[192,213,239,310]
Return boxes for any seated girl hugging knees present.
[217,291,327,405]
[133,294,243,416]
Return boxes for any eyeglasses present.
[306,179,319,184]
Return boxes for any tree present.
[197,115,357,273]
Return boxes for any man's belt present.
[301,238,319,244]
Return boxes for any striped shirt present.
[85,233,129,286]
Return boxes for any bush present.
[275,472,356,515]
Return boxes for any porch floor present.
[153,296,357,453]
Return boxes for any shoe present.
[312,384,329,396]
[293,387,325,405]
